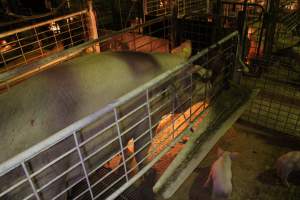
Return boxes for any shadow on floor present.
[189,167,211,200]
[257,169,300,186]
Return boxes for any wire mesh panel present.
[0,10,89,73]
[0,29,239,200]
[240,58,300,136]
[143,0,208,17]
[273,10,299,52]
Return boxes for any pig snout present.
[204,148,238,199]
[276,151,300,187]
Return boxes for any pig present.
[0,46,206,199]
[276,151,300,187]
[204,148,239,199]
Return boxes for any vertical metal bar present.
[21,162,41,200]
[113,107,129,182]
[189,72,193,123]
[146,89,154,140]
[80,13,87,40]
[16,33,27,64]
[52,27,59,49]
[73,132,94,200]
[67,19,75,47]
[0,51,7,67]
[34,27,44,56]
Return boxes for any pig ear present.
[217,147,224,157]
[230,152,240,160]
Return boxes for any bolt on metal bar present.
[21,162,40,200]
[73,132,94,200]
[113,107,129,182]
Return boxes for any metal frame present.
[0,10,89,73]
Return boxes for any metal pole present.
[86,0,100,53]
[73,132,95,199]
[114,107,129,182]
[21,162,41,200]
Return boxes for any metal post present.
[113,108,129,182]
[21,162,41,200]
[73,132,94,200]
[86,0,100,53]
[16,33,27,64]
[263,0,279,58]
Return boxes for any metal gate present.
[237,0,300,137]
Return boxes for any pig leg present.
[212,184,229,200]
[203,169,212,188]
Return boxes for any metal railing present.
[0,10,89,73]
[0,29,239,200]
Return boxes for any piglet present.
[276,151,300,187]
[204,148,239,199]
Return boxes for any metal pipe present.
[21,162,41,200]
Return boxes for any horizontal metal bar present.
[52,175,86,200]
[87,150,122,176]
[73,189,89,200]
[0,177,27,197]
[29,147,77,179]
[23,193,34,200]
[118,102,147,122]
[90,161,123,190]
[37,162,81,193]
[124,140,152,164]
[150,98,173,116]
[120,115,149,137]
[0,10,87,38]
[94,174,126,200]
[83,137,119,162]
[78,123,116,147]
